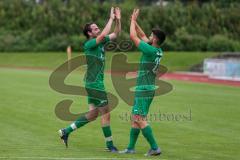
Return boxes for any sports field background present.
[0,52,240,160]
[0,52,217,71]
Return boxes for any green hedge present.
[207,35,236,52]
[0,0,239,52]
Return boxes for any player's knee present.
[99,105,109,114]
[87,109,99,121]
[131,121,139,128]
[132,114,148,129]
[139,121,148,129]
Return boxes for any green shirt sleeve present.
[84,38,97,50]
[138,40,158,56]
[84,36,110,50]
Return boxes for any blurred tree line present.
[0,0,239,52]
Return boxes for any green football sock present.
[102,125,114,148]
[127,128,140,150]
[65,116,89,134]
[141,125,158,150]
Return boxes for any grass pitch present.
[0,67,239,160]
[0,52,239,160]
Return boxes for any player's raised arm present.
[136,22,149,43]
[109,7,121,40]
[130,9,141,47]
[96,7,115,44]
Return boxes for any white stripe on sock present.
[105,136,112,142]
[71,123,77,130]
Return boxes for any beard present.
[95,32,100,37]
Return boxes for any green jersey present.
[132,41,163,116]
[136,40,163,91]
[83,36,110,89]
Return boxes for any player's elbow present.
[130,34,136,41]
[109,33,117,40]
[130,35,140,46]
[140,35,146,39]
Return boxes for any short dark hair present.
[152,28,166,45]
[83,23,94,39]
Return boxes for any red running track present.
[161,72,240,87]
[1,65,239,87]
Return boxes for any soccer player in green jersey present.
[120,9,166,156]
[58,7,121,152]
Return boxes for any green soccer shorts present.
[132,89,155,116]
[85,83,108,107]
